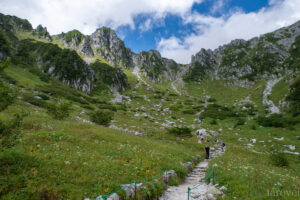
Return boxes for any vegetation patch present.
[90,110,114,126]
[167,127,192,137]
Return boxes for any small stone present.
[207,186,223,195]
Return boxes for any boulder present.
[163,170,177,183]
[96,193,119,200]
[121,183,143,198]
[195,129,210,137]
[207,186,223,195]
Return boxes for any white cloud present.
[210,0,225,14]
[139,19,152,32]
[158,0,300,64]
[0,0,202,35]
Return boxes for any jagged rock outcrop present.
[58,27,181,82]
[35,25,52,41]
[186,20,300,87]
[90,27,133,68]
[80,37,94,56]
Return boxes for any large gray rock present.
[121,183,143,198]
[163,170,177,183]
[96,193,119,200]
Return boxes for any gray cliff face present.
[90,27,133,68]
[187,20,300,87]
[80,37,94,56]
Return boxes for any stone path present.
[159,146,223,200]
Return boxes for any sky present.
[0,0,300,64]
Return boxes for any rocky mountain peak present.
[35,24,52,41]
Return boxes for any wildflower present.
[64,161,71,165]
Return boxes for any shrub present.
[90,110,114,126]
[270,152,289,167]
[286,78,300,116]
[251,124,257,130]
[116,104,127,111]
[167,127,192,137]
[29,67,50,82]
[210,119,218,125]
[201,103,237,120]
[234,118,245,127]
[256,114,299,128]
[37,94,50,100]
[182,109,197,115]
[0,82,15,112]
[23,94,47,108]
[0,113,24,149]
[47,102,72,120]
[208,97,217,102]
[98,103,117,112]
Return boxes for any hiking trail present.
[159,145,223,200]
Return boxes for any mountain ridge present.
[1,12,300,91]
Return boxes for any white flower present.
[64,161,71,165]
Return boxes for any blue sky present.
[0,0,300,63]
[118,0,270,53]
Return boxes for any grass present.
[206,118,300,200]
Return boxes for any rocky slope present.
[57,27,182,82]
[0,13,128,94]
[186,20,300,87]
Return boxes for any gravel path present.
[159,146,223,200]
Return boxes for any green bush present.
[182,109,197,115]
[29,67,50,82]
[98,103,117,112]
[286,78,300,116]
[167,127,192,137]
[90,110,114,126]
[47,102,72,120]
[0,81,15,112]
[207,97,217,102]
[23,94,47,108]
[0,113,23,149]
[201,103,238,120]
[234,118,245,127]
[256,114,298,128]
[269,152,289,167]
[37,94,50,100]
[210,119,218,125]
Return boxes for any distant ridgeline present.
[0,12,300,93]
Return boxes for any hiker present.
[221,141,226,152]
[214,138,218,144]
[205,144,210,159]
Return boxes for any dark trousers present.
[205,147,210,159]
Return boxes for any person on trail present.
[221,141,226,152]
[214,138,218,144]
[205,144,210,159]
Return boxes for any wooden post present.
[188,187,191,200]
